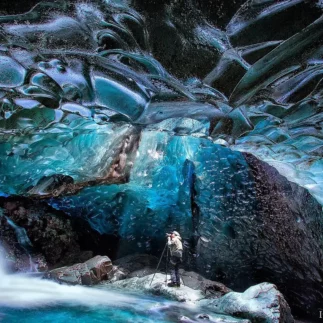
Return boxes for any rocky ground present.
[44,253,294,323]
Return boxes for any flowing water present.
[4,217,38,273]
[0,255,216,323]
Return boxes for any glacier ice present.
[0,0,322,206]
[1,0,323,316]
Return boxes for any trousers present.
[169,255,182,284]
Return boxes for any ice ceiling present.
[0,0,323,206]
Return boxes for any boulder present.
[48,255,112,285]
[85,255,113,283]
[202,283,294,323]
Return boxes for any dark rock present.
[0,0,42,15]
[245,154,323,316]
[0,196,119,269]
[195,154,323,317]
[193,0,247,30]
[48,255,113,286]
[113,254,159,278]
[1,197,81,266]
[85,255,113,282]
[132,0,231,79]
[0,212,48,272]
[197,314,210,320]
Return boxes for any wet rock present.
[85,255,113,284]
[202,283,294,323]
[48,255,113,286]
[0,197,81,266]
[181,271,231,298]
[0,196,119,269]
[197,314,210,320]
[108,273,292,322]
[108,266,128,282]
[111,254,231,298]
[110,273,205,303]
[49,263,88,285]
[0,211,48,273]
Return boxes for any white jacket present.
[168,235,183,257]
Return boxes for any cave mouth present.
[0,0,323,321]
[1,145,322,319]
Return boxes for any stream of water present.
[0,254,217,323]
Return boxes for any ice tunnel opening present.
[1,0,323,321]
[1,126,323,317]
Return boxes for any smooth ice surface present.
[0,0,322,205]
[48,130,253,259]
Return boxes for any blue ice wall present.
[48,129,255,260]
[0,116,138,194]
[1,0,323,316]
[0,0,322,204]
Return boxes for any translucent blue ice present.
[0,0,323,209]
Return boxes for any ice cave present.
[0,0,323,322]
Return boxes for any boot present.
[167,282,178,287]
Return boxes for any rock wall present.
[0,196,119,270]
[196,154,323,316]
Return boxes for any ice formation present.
[1,0,323,317]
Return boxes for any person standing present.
[167,231,183,287]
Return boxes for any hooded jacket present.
[167,233,183,258]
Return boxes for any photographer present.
[166,231,183,287]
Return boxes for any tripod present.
[150,242,186,287]
[150,242,168,286]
